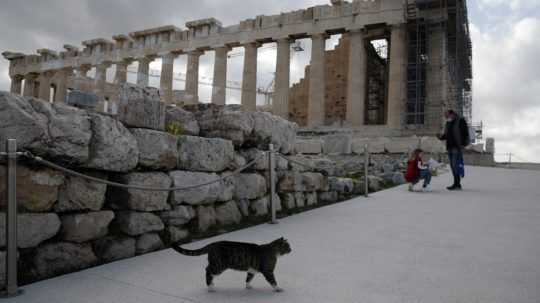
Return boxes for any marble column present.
[94,63,110,112]
[10,75,23,95]
[54,68,71,103]
[38,71,54,101]
[346,29,367,126]
[211,46,230,105]
[241,42,259,111]
[160,53,177,104]
[274,38,291,119]
[114,59,131,85]
[185,50,202,104]
[23,73,38,97]
[307,33,328,127]
[137,57,151,87]
[387,25,408,129]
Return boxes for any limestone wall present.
[0,88,406,287]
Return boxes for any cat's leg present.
[262,271,283,292]
[246,272,255,289]
[205,266,216,292]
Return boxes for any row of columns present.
[7,25,406,127]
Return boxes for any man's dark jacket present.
[440,117,470,150]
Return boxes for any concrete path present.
[8,166,540,303]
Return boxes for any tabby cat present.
[173,237,292,292]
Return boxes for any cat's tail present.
[172,243,210,256]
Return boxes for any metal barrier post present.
[1,139,23,298]
[268,144,278,224]
[364,143,369,198]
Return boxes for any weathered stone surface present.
[85,112,139,172]
[319,191,338,203]
[288,156,335,175]
[236,200,250,217]
[166,226,190,243]
[239,148,288,171]
[110,172,171,211]
[131,128,178,170]
[228,153,247,170]
[94,236,136,262]
[169,171,233,205]
[420,136,446,154]
[34,242,97,278]
[233,173,267,200]
[177,135,234,172]
[158,205,195,226]
[186,104,297,154]
[250,197,269,216]
[392,172,406,185]
[0,213,60,248]
[250,111,297,154]
[322,134,352,154]
[295,138,323,154]
[0,165,64,212]
[281,193,296,209]
[136,233,164,254]
[328,177,354,194]
[352,179,366,195]
[0,93,92,164]
[294,192,306,208]
[60,211,114,243]
[278,172,328,192]
[115,212,164,236]
[165,106,200,136]
[215,201,243,226]
[351,137,389,154]
[117,84,165,130]
[305,192,317,206]
[368,176,384,192]
[385,136,420,153]
[56,173,107,212]
[196,205,217,232]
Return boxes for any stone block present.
[34,242,97,278]
[136,233,164,254]
[281,193,296,209]
[322,134,352,154]
[169,171,233,205]
[319,191,338,203]
[278,172,328,192]
[115,212,164,236]
[0,165,64,212]
[165,106,200,136]
[295,139,323,154]
[236,200,250,217]
[385,136,420,154]
[420,136,446,154]
[110,172,171,211]
[215,201,243,226]
[84,112,139,172]
[56,173,107,212]
[250,197,269,216]
[60,211,115,243]
[0,213,60,248]
[328,177,354,194]
[233,173,267,200]
[94,236,136,262]
[305,192,317,206]
[196,205,217,232]
[294,192,306,208]
[177,135,234,172]
[158,205,196,226]
[166,226,190,243]
[117,84,166,130]
[351,137,389,154]
[132,128,178,170]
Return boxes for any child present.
[405,148,432,192]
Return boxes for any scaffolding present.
[405,0,473,127]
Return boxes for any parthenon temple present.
[2,0,472,136]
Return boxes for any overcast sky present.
[1,0,539,163]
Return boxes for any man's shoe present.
[447,184,462,191]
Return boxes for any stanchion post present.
[1,139,23,298]
[364,143,369,198]
[268,144,278,224]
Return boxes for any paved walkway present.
[8,166,540,303]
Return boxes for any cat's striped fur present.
[173,237,292,292]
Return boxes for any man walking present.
[438,110,470,190]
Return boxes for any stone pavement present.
[7,166,540,303]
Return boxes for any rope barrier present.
[19,151,264,192]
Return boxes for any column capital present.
[186,49,204,56]
[310,32,330,40]
[96,61,112,68]
[242,41,262,48]
[76,64,92,72]
[213,45,232,51]
[24,72,39,80]
[137,55,157,63]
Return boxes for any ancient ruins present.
[2,0,472,137]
